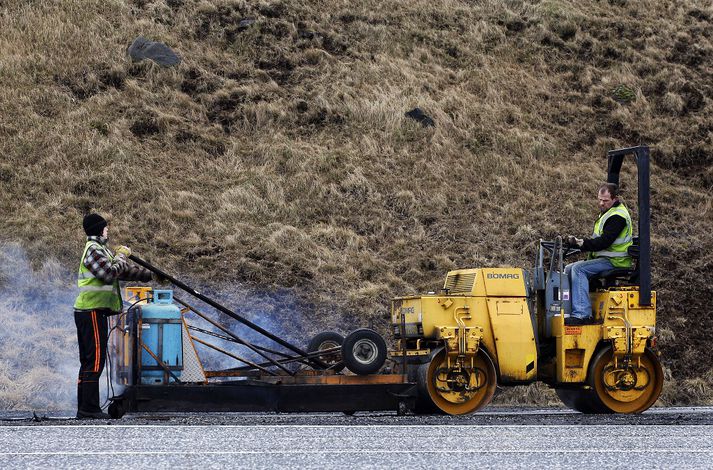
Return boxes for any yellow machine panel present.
[443,268,527,297]
[479,268,528,297]
[487,298,537,382]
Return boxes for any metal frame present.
[606,145,651,305]
[121,381,416,414]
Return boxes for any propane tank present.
[137,290,184,385]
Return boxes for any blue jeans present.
[564,258,613,319]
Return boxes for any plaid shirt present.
[83,236,127,284]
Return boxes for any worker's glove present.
[566,236,584,248]
[153,272,169,285]
[115,245,132,257]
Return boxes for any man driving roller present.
[565,183,633,325]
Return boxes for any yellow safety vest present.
[73,240,122,312]
[588,203,633,268]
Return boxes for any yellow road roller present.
[390,146,663,414]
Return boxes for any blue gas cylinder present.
[139,290,183,385]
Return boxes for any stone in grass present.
[127,36,181,67]
[405,107,435,127]
[238,17,256,31]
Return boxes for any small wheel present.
[108,399,125,419]
[341,328,387,375]
[588,346,663,414]
[307,331,345,372]
[417,348,497,415]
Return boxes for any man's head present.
[597,183,619,212]
[83,213,108,237]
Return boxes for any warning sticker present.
[565,326,582,335]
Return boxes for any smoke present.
[176,282,318,372]
[0,243,79,411]
[0,242,331,412]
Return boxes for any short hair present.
[598,183,619,198]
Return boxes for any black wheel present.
[555,388,604,414]
[341,328,387,375]
[307,331,345,372]
[108,399,125,419]
[413,361,440,414]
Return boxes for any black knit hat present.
[83,213,107,236]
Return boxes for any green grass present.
[1,0,712,407]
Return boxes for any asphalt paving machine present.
[390,145,663,414]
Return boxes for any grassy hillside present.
[1,0,711,406]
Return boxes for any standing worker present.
[565,183,633,325]
[73,213,153,419]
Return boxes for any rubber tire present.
[341,328,387,375]
[307,331,345,373]
[414,361,441,414]
[555,388,605,414]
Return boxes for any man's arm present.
[580,215,627,252]
[84,245,127,283]
[119,264,152,282]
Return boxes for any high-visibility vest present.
[588,203,633,268]
[73,240,122,312]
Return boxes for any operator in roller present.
[73,213,153,419]
[565,183,633,325]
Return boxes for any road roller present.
[389,146,664,414]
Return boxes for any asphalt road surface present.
[2,407,712,469]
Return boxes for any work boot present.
[76,410,111,420]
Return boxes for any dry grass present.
[1,0,712,407]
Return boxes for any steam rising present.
[178,284,315,372]
[0,244,80,411]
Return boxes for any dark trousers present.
[74,309,109,413]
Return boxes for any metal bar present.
[636,146,652,305]
[133,312,140,386]
[128,255,327,369]
[188,325,322,368]
[203,373,408,384]
[140,342,182,383]
[175,297,295,375]
[607,145,651,306]
[126,382,416,414]
[191,336,277,376]
[401,306,407,382]
[230,346,341,371]
[187,325,243,344]
[185,323,300,361]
